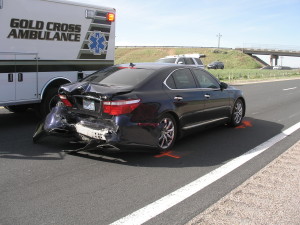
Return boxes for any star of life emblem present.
[88,31,107,55]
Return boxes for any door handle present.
[18,73,23,82]
[204,94,210,98]
[174,96,183,101]
[8,73,13,82]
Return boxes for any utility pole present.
[216,33,222,48]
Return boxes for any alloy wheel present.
[233,100,243,124]
[158,117,175,150]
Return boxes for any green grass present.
[115,47,300,83]
[115,47,262,69]
[209,69,300,83]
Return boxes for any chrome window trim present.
[163,68,221,91]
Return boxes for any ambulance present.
[0,0,116,116]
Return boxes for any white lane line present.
[283,87,297,91]
[110,121,300,225]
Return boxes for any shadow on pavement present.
[66,117,284,168]
[0,109,70,160]
[0,108,284,167]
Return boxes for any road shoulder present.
[187,140,300,225]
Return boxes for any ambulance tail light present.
[106,12,115,22]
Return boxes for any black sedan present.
[207,61,224,69]
[33,63,245,152]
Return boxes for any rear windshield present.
[83,67,154,87]
[157,58,176,63]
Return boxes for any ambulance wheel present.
[4,105,29,113]
[40,87,60,117]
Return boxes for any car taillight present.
[103,99,140,116]
[58,95,73,107]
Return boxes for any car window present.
[177,58,185,64]
[170,68,197,89]
[185,58,195,65]
[192,69,220,89]
[165,75,176,89]
[83,67,154,87]
[194,58,203,65]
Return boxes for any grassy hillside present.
[115,47,262,69]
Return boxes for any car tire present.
[157,113,177,151]
[40,87,60,117]
[4,105,28,113]
[229,99,244,127]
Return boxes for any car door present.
[164,68,206,129]
[192,68,231,123]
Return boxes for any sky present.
[71,0,300,67]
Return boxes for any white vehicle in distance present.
[156,54,205,69]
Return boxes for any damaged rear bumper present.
[33,104,161,151]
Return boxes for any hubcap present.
[233,101,243,124]
[158,118,175,149]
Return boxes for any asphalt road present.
[1,79,300,225]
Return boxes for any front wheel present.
[229,99,244,127]
[157,114,177,151]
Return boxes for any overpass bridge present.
[236,44,300,66]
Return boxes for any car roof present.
[116,62,196,70]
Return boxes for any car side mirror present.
[220,82,228,90]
